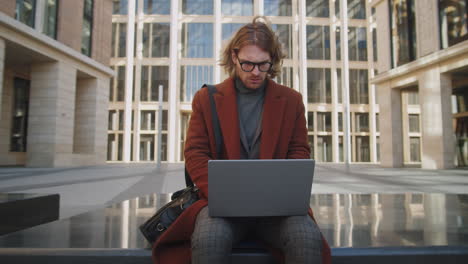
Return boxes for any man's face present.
[232,45,271,90]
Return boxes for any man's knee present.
[191,207,234,254]
[281,216,322,249]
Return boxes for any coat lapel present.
[214,78,241,159]
[260,80,286,159]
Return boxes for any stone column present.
[73,77,109,164]
[419,68,455,169]
[378,83,404,167]
[414,0,440,58]
[27,61,77,167]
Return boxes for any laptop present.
[208,159,315,217]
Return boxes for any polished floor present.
[0,193,466,249]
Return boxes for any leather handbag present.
[139,84,223,245]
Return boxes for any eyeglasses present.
[237,58,273,73]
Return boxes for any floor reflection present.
[0,193,466,249]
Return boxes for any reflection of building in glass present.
[310,193,467,247]
[372,0,468,168]
[109,0,380,164]
[0,0,114,166]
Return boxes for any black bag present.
[139,84,223,245]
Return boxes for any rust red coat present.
[152,77,331,264]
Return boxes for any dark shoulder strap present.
[205,84,224,158]
[185,84,224,188]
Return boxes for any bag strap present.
[185,84,223,188]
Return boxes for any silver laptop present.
[208,159,315,217]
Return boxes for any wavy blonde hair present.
[220,16,286,79]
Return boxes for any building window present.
[42,0,58,39]
[183,0,213,15]
[10,78,30,152]
[143,23,170,57]
[355,136,370,162]
[272,24,292,59]
[182,23,214,58]
[376,136,380,162]
[180,113,191,161]
[264,0,292,16]
[390,0,417,67]
[349,69,368,104]
[355,113,369,132]
[439,0,468,48]
[15,0,36,27]
[338,112,343,131]
[407,90,419,104]
[409,137,421,162]
[144,0,170,15]
[317,112,332,132]
[116,66,126,102]
[140,66,169,102]
[307,25,330,60]
[180,65,214,102]
[317,136,332,162]
[308,136,314,159]
[222,0,253,16]
[307,112,314,132]
[336,27,367,61]
[408,114,420,132]
[81,0,94,56]
[112,23,127,57]
[349,27,367,61]
[307,68,331,103]
[113,0,127,14]
[222,23,244,41]
[335,0,366,19]
[275,67,293,87]
[306,0,329,17]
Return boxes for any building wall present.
[0,1,114,167]
[371,0,468,169]
[57,0,84,52]
[92,0,113,65]
[0,0,15,18]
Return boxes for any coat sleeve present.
[286,93,310,159]
[184,89,211,199]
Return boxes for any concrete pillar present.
[374,0,392,72]
[414,0,440,58]
[0,38,5,120]
[419,68,455,169]
[27,61,77,167]
[73,77,109,164]
[168,0,179,162]
[378,83,404,167]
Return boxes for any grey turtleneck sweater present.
[235,78,266,159]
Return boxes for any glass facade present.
[390,0,417,67]
[10,78,30,152]
[222,0,253,16]
[108,0,378,163]
[81,0,94,56]
[144,0,170,14]
[43,0,58,38]
[182,23,214,58]
[15,0,36,27]
[439,0,468,48]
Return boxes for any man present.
[151,17,330,264]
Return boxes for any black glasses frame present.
[237,58,273,73]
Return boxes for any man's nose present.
[251,65,261,75]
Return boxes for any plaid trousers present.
[191,206,322,264]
